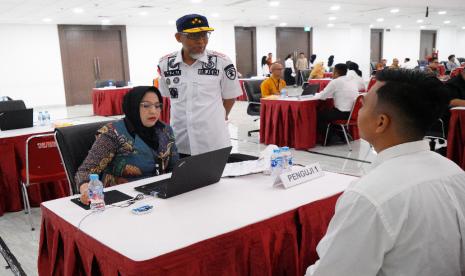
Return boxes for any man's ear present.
[175,33,182,43]
[375,113,390,134]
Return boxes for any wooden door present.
[370,29,383,62]
[420,30,437,60]
[58,25,130,106]
[234,27,256,78]
[276,27,312,65]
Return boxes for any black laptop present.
[0,108,33,130]
[134,146,232,198]
[301,83,319,96]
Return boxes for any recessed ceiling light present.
[139,11,148,16]
[269,15,278,20]
[376,18,384,22]
[42,18,52,22]
[369,24,374,28]
[191,0,202,3]
[416,19,424,23]
[279,22,287,26]
[327,23,335,27]
[438,11,447,15]
[330,5,340,11]
[211,13,220,18]
[420,25,425,29]
[328,16,337,21]
[269,1,280,7]
[73,8,84,14]
[395,25,401,28]
[101,19,110,24]
[444,20,451,24]
[462,26,465,30]
[390,9,399,13]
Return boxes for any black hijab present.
[122,86,163,151]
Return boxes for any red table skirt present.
[92,88,171,123]
[0,133,70,216]
[237,80,248,101]
[308,79,331,92]
[447,109,465,170]
[323,72,333,78]
[38,192,341,275]
[260,99,359,149]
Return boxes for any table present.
[38,171,357,275]
[447,107,465,170]
[0,125,70,216]
[308,79,331,92]
[323,72,333,78]
[92,87,171,123]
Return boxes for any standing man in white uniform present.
[158,14,242,156]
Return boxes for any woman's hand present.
[79,183,90,205]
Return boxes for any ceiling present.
[0,0,464,30]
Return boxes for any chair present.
[0,100,26,112]
[450,67,464,78]
[243,80,263,137]
[54,121,111,195]
[324,94,364,151]
[95,80,116,88]
[20,134,68,230]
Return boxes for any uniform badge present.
[224,64,237,80]
[173,77,180,84]
[164,56,181,77]
[169,88,178,99]
[166,78,171,85]
[198,55,219,76]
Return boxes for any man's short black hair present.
[448,54,455,61]
[375,69,448,139]
[334,63,348,76]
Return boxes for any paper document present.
[222,160,266,177]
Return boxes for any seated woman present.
[310,62,325,79]
[76,86,178,204]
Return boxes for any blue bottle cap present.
[281,146,289,151]
[89,174,99,181]
[273,149,281,153]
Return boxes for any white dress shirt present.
[346,70,366,91]
[401,61,416,69]
[306,140,465,276]
[313,75,358,112]
[158,50,242,155]
[285,58,296,74]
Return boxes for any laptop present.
[301,83,319,96]
[134,146,232,199]
[0,108,33,130]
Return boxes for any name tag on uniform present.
[278,163,324,189]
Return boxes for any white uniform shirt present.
[313,75,358,112]
[285,58,296,73]
[346,70,366,91]
[306,140,465,276]
[158,50,242,155]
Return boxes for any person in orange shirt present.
[310,62,325,79]
[260,63,287,97]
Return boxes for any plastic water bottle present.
[38,112,44,126]
[44,111,50,125]
[108,81,113,87]
[88,174,105,211]
[271,148,283,179]
[281,147,293,171]
[280,89,287,98]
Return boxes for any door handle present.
[96,57,101,80]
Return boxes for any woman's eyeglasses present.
[180,31,211,41]
[140,102,163,110]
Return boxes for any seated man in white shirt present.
[306,69,465,276]
[346,61,366,91]
[314,63,359,141]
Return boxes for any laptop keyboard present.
[135,178,171,195]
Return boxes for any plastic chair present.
[324,94,365,151]
[243,80,263,137]
[450,67,464,78]
[20,134,68,230]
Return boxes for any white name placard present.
[279,163,324,189]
